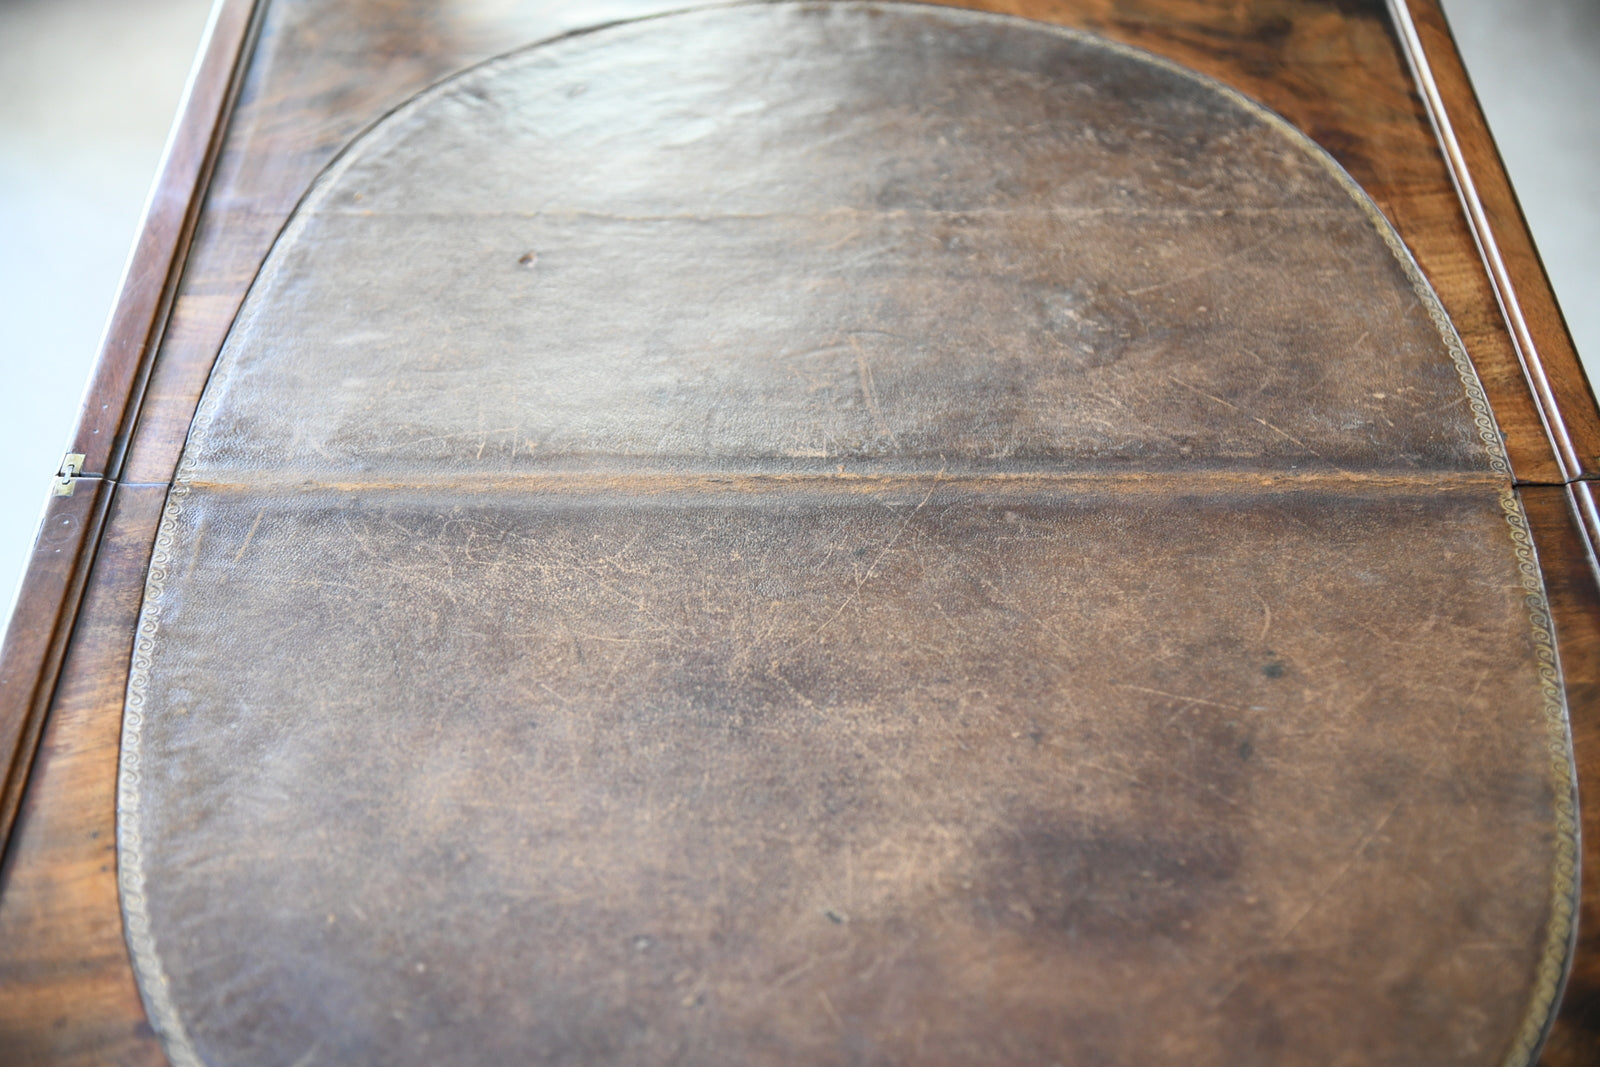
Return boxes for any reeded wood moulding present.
[0,0,262,866]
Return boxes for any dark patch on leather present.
[973,815,1241,942]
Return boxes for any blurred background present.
[1,0,1596,615]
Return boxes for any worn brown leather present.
[119,4,1577,1065]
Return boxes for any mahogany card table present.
[2,1,1597,1064]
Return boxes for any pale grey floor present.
[0,0,213,613]
[0,0,1595,615]
[1443,0,1600,392]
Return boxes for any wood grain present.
[0,1,1593,1063]
[73,0,262,481]
[0,485,169,1067]
[0,481,111,856]
[0,0,260,862]
[1389,0,1600,485]
[1566,479,1600,592]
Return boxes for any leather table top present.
[118,5,1577,1064]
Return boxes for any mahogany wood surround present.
[1,0,1595,1064]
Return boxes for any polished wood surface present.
[0,0,260,855]
[0,482,111,857]
[0,0,1594,1063]
[1389,0,1600,485]
[0,484,168,1067]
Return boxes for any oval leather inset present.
[120,5,1575,1066]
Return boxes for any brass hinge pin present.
[52,453,86,497]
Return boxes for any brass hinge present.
[52,453,86,497]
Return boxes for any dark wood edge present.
[1387,0,1600,485]
[0,0,261,864]
[1568,481,1600,593]
[74,0,263,480]
[0,481,113,857]
[0,0,1592,1050]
